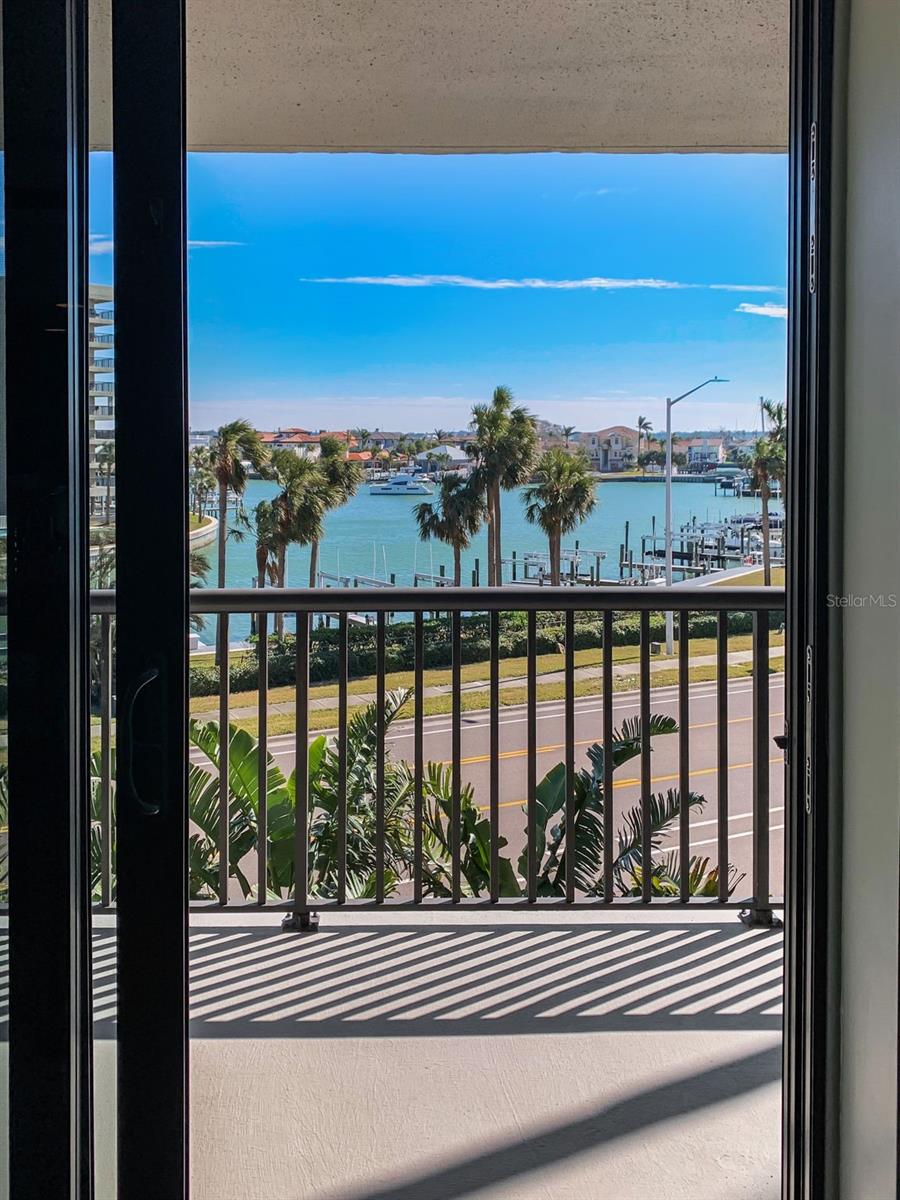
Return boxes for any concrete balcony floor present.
[90,910,783,1200]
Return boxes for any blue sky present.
[88,152,788,432]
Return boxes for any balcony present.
[88,584,786,1197]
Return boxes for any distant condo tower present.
[88,284,115,520]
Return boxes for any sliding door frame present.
[4,0,93,1196]
[783,0,843,1196]
[111,0,189,1195]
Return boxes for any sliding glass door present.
[4,1,189,1196]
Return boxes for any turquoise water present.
[195,478,764,642]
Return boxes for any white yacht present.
[369,473,434,496]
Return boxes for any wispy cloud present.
[188,240,245,248]
[736,301,788,319]
[301,273,782,293]
[88,235,244,255]
[711,283,784,293]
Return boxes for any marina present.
[194,476,777,641]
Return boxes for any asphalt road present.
[244,675,786,900]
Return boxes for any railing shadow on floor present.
[319,1042,782,1200]
[84,920,783,1039]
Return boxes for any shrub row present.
[187,608,784,699]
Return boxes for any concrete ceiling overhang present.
[89,0,789,152]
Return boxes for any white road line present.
[691,823,785,848]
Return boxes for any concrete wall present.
[839,0,900,1193]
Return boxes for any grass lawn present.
[187,630,785,716]
[93,653,786,750]
[714,567,785,587]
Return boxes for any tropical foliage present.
[73,695,741,905]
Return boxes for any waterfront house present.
[582,425,639,471]
[682,435,727,471]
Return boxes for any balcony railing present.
[89,585,786,927]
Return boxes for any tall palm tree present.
[750,436,785,585]
[189,444,215,517]
[414,476,485,586]
[209,420,269,590]
[523,447,596,585]
[760,398,787,548]
[252,499,279,591]
[209,420,268,661]
[468,386,537,586]
[269,449,326,637]
[637,415,653,457]
[351,427,371,452]
[308,436,364,586]
[96,440,115,524]
[432,428,450,444]
[561,425,576,448]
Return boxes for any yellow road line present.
[454,712,784,768]
[478,755,784,812]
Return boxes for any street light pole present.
[664,376,728,654]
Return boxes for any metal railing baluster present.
[678,611,691,903]
[337,613,348,905]
[414,612,424,904]
[99,613,113,908]
[640,610,652,903]
[375,612,386,903]
[451,610,462,903]
[564,609,576,903]
[292,612,310,921]
[527,610,537,903]
[218,609,230,905]
[742,612,778,927]
[602,609,614,902]
[257,610,268,904]
[489,610,500,903]
[717,611,729,903]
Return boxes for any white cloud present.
[87,235,243,255]
[301,273,778,292]
[302,274,787,294]
[188,240,245,248]
[710,284,784,293]
[736,302,789,319]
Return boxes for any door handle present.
[120,667,162,816]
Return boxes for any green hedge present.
[187,607,784,699]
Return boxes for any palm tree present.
[414,475,485,586]
[208,420,268,661]
[351,427,371,452]
[268,449,326,637]
[468,386,537,586]
[96,440,115,523]
[561,425,576,448]
[309,436,364,586]
[750,436,785,585]
[253,499,279,591]
[189,445,216,517]
[432,428,450,444]
[522,447,596,585]
[209,420,269,589]
[761,398,787,552]
[637,415,653,454]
